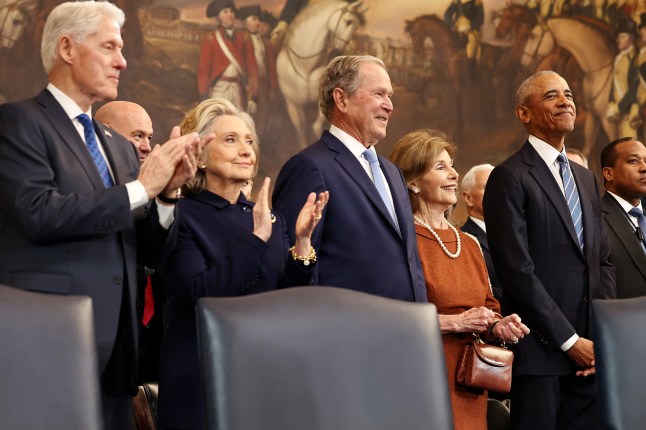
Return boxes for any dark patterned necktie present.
[77,114,113,188]
[628,207,646,250]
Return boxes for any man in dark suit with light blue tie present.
[0,2,210,428]
[483,70,615,430]
[600,137,646,298]
[273,55,426,302]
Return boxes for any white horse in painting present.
[523,18,617,155]
[276,0,366,148]
[0,0,37,52]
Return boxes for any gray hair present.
[179,98,259,195]
[319,55,387,121]
[460,164,494,193]
[41,1,125,74]
[515,70,561,106]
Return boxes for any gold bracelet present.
[289,245,317,266]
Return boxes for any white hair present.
[41,1,125,73]
[461,163,495,193]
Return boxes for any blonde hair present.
[179,98,260,195]
[389,128,457,215]
[41,1,125,74]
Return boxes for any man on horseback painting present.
[198,0,258,113]
[607,17,640,137]
[444,0,484,78]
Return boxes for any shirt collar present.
[607,190,644,215]
[329,124,373,160]
[46,82,91,120]
[528,134,566,167]
[469,216,487,233]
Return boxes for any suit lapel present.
[465,218,489,251]
[523,142,582,254]
[36,90,107,190]
[572,163,597,260]
[602,193,646,279]
[94,121,129,186]
[322,133,401,236]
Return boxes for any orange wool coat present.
[416,225,501,430]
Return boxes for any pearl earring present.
[409,186,420,194]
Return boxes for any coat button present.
[242,206,251,213]
[113,276,123,285]
[583,297,589,303]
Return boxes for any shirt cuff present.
[560,333,579,351]
[126,180,175,230]
[126,180,149,210]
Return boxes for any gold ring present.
[315,215,322,221]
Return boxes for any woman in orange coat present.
[390,129,529,430]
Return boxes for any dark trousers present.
[100,284,137,430]
[510,374,601,430]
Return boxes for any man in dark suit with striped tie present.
[0,2,211,428]
[600,137,646,298]
[483,70,615,430]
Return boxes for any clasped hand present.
[491,313,530,344]
[138,126,214,200]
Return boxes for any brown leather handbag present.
[456,334,514,393]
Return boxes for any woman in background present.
[157,98,328,430]
[390,128,529,430]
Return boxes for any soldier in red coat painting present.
[198,0,258,113]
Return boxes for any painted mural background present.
[0,0,623,219]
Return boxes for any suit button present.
[243,206,251,213]
[113,276,123,285]
[583,297,590,303]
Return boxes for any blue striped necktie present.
[557,154,584,250]
[77,114,114,188]
[363,149,400,232]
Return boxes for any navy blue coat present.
[272,131,426,302]
[157,190,314,430]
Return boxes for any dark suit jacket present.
[460,217,504,304]
[601,193,646,298]
[483,141,615,376]
[157,190,314,430]
[0,89,171,382]
[272,130,427,302]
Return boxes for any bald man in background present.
[95,101,153,163]
[96,100,161,383]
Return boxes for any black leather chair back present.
[196,286,453,430]
[0,284,102,430]
[593,296,646,430]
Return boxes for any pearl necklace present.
[414,215,461,259]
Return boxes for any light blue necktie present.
[557,154,584,250]
[628,207,646,251]
[363,149,400,231]
[77,114,113,188]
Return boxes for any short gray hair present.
[515,70,561,106]
[41,1,125,74]
[319,55,387,121]
[461,164,494,193]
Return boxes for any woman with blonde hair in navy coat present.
[157,98,328,430]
